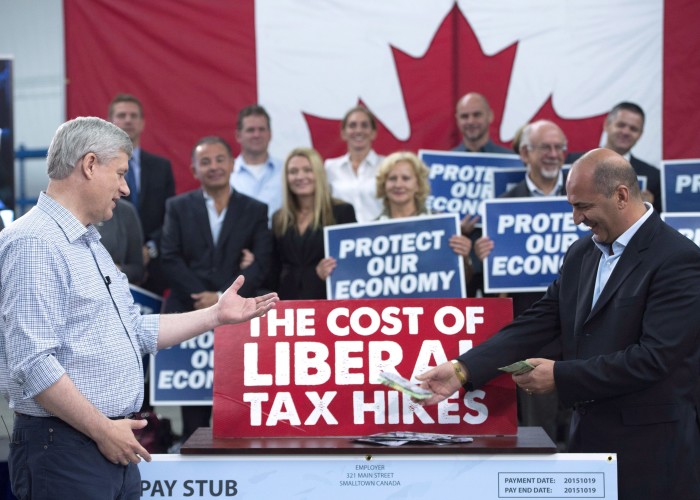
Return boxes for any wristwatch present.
[451,359,468,386]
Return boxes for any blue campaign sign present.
[482,197,590,293]
[661,212,700,247]
[129,284,163,315]
[0,208,14,227]
[419,150,522,217]
[324,214,466,299]
[151,330,214,405]
[129,286,214,405]
[492,168,526,197]
[661,159,700,212]
[637,175,647,192]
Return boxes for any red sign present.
[213,298,516,438]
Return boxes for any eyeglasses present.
[528,143,567,154]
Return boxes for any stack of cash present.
[498,360,535,375]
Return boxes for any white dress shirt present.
[325,149,384,223]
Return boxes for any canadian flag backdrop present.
[64,0,700,195]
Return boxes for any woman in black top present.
[271,147,356,299]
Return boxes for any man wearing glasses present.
[473,119,570,445]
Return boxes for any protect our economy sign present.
[324,214,466,299]
[419,150,522,218]
[129,286,214,405]
[482,197,590,293]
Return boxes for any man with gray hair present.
[476,119,569,249]
[473,119,570,444]
[0,117,277,499]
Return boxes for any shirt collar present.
[234,154,273,171]
[593,202,654,256]
[525,169,564,197]
[202,187,233,202]
[37,192,89,244]
[339,149,379,167]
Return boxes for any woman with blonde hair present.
[271,147,356,299]
[375,151,473,277]
[375,151,432,218]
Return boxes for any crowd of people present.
[0,91,697,500]
[97,94,668,302]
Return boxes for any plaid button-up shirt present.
[0,193,159,417]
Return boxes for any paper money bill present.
[378,371,433,400]
[498,360,535,375]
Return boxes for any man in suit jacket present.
[109,94,175,295]
[474,120,569,443]
[418,149,700,500]
[452,93,511,154]
[477,119,569,316]
[567,102,662,212]
[161,136,271,440]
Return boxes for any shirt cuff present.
[139,314,161,355]
[21,354,66,400]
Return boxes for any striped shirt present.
[0,192,160,417]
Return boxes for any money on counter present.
[355,432,474,447]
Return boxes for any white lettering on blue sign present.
[497,212,577,234]
[338,230,445,258]
[428,163,490,182]
[675,174,700,193]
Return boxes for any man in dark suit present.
[475,119,569,303]
[161,136,272,441]
[418,148,700,500]
[567,102,662,212]
[452,93,511,154]
[109,94,175,295]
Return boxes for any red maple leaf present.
[306,6,605,159]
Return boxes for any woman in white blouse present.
[324,106,384,222]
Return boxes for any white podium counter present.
[138,427,617,499]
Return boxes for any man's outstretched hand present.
[216,275,278,325]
